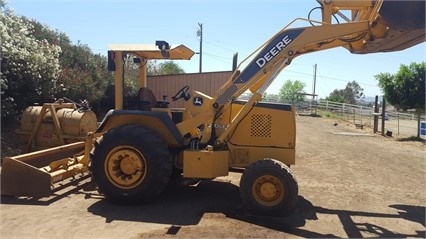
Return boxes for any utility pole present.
[197,22,203,73]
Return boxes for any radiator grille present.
[250,114,272,137]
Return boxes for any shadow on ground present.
[396,136,425,143]
[2,177,424,238]
[84,179,425,238]
[0,174,92,205]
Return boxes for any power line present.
[203,52,230,61]
[203,40,235,53]
[316,74,378,87]
[203,53,231,67]
[284,68,378,88]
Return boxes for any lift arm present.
[193,0,425,145]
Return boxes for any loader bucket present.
[1,141,87,197]
[359,0,425,54]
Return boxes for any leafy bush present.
[1,5,61,124]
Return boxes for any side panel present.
[227,101,296,167]
[96,110,183,146]
[229,101,296,148]
[228,146,295,168]
[183,150,229,178]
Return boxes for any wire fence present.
[259,96,425,139]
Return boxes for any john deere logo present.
[193,97,203,106]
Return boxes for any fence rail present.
[261,98,425,138]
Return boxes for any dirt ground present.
[1,115,425,238]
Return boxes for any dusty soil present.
[1,115,425,238]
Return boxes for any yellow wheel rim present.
[252,174,285,206]
[104,146,146,189]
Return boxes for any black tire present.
[170,167,183,181]
[240,159,298,215]
[91,124,172,204]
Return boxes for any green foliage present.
[1,2,114,123]
[146,60,158,76]
[1,1,186,123]
[325,89,345,103]
[278,79,306,104]
[345,81,364,103]
[325,81,363,104]
[122,55,142,97]
[317,110,345,120]
[375,62,425,138]
[29,20,112,106]
[63,46,111,104]
[147,60,185,76]
[157,61,185,75]
[375,62,425,113]
[1,5,61,122]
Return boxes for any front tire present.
[91,125,172,204]
[240,159,298,215]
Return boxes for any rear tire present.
[240,158,298,215]
[91,125,171,204]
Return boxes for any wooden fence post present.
[381,99,386,136]
[374,96,379,133]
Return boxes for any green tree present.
[325,81,364,104]
[147,60,185,76]
[1,3,61,123]
[344,81,364,104]
[325,89,345,103]
[158,61,185,75]
[375,62,425,138]
[278,79,306,104]
[26,18,113,115]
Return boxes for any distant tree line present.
[324,81,364,104]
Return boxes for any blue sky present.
[8,0,425,99]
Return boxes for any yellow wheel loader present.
[1,0,424,215]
